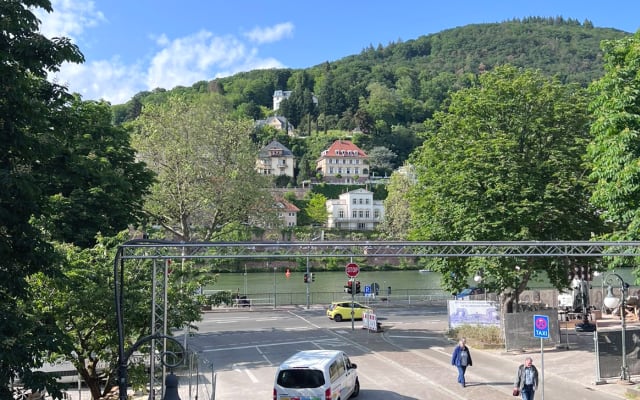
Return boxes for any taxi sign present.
[533,314,549,339]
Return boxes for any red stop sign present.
[345,263,359,278]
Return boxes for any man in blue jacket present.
[451,337,473,387]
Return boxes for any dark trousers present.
[456,365,467,386]
[521,384,535,400]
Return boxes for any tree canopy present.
[0,0,84,395]
[132,93,275,241]
[587,31,640,243]
[408,65,604,306]
[35,98,154,247]
[29,232,211,399]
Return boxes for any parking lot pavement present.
[380,311,637,400]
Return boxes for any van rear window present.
[277,369,325,388]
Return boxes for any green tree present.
[36,98,154,247]
[380,170,414,239]
[316,62,346,120]
[361,82,402,126]
[409,65,603,311]
[132,93,274,242]
[306,193,329,225]
[366,146,397,176]
[587,31,640,244]
[280,88,318,128]
[0,0,84,396]
[29,232,210,399]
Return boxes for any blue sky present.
[37,0,640,105]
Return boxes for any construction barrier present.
[362,311,378,332]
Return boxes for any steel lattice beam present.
[118,239,640,260]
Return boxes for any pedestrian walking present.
[514,356,539,399]
[451,337,472,387]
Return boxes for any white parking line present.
[387,335,443,339]
[201,338,340,353]
[234,367,259,383]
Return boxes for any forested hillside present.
[113,17,629,184]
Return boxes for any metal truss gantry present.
[118,239,640,260]
[114,239,640,399]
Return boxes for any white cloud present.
[51,58,146,104]
[36,0,105,40]
[49,29,287,104]
[37,3,290,104]
[146,30,285,93]
[146,30,246,90]
[244,22,294,44]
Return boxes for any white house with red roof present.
[315,139,369,183]
[275,197,300,227]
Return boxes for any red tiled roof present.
[274,197,300,212]
[323,140,367,157]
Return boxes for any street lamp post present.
[306,235,321,310]
[306,255,310,309]
[271,261,277,310]
[514,265,521,313]
[473,270,487,300]
[603,272,631,383]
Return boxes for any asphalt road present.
[181,304,630,400]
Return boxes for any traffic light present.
[568,265,593,282]
[311,272,315,282]
[303,273,308,283]
[355,281,361,294]
[344,280,353,294]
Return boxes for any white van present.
[273,349,360,400]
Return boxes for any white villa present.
[326,189,384,231]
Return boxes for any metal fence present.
[170,351,216,400]
[203,289,453,310]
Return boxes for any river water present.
[205,268,636,307]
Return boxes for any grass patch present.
[448,325,504,349]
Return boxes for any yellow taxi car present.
[326,301,371,322]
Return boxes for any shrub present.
[209,291,234,307]
[448,325,504,348]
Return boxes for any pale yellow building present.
[315,140,369,183]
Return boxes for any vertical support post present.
[351,279,355,331]
[621,284,629,381]
[149,259,157,399]
[603,273,631,383]
[540,338,545,400]
[594,330,606,384]
[115,251,128,400]
[163,259,170,397]
[350,255,355,331]
[244,264,247,296]
[306,255,310,309]
[271,261,276,309]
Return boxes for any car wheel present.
[350,378,360,398]
[334,314,343,322]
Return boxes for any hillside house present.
[326,189,384,230]
[256,139,295,178]
[316,140,369,183]
[272,89,318,111]
[255,116,295,136]
[275,197,300,227]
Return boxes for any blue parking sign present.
[533,314,549,339]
